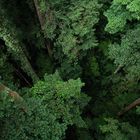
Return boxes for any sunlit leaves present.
[108,26,140,80]
[104,0,140,33]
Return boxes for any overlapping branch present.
[0,83,27,112]
[118,98,140,116]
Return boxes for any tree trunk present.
[118,98,140,116]
[33,0,52,57]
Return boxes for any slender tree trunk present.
[17,44,39,83]
[0,83,23,102]
[0,6,39,84]
[33,0,52,57]
[118,98,140,116]
[33,0,45,29]
[0,83,27,112]
[114,64,123,74]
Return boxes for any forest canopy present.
[0,0,140,140]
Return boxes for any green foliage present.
[0,2,39,83]
[108,25,140,81]
[0,72,90,140]
[0,0,140,139]
[99,118,140,140]
[104,0,140,33]
[104,5,130,33]
[55,0,100,56]
[38,0,101,78]
[86,56,100,78]
[136,106,140,115]
[0,49,14,83]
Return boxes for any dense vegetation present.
[0,0,140,139]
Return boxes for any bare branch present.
[114,64,123,74]
[0,83,23,101]
[118,98,140,116]
[0,83,27,112]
